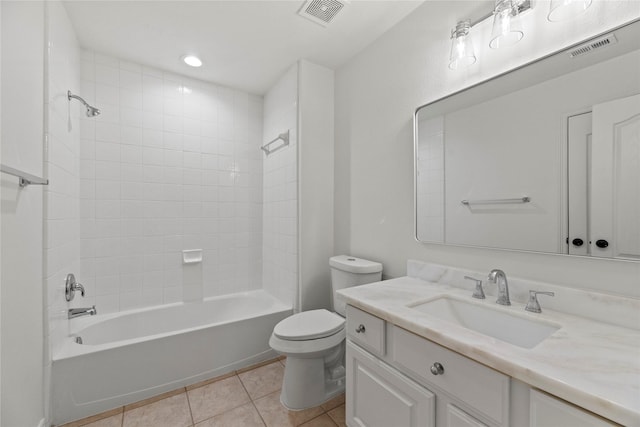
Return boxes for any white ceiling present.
[62,0,426,94]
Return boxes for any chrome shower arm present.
[67,90,89,107]
[67,90,100,117]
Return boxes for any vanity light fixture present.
[489,0,524,49]
[448,0,532,70]
[547,0,593,22]
[182,55,202,67]
[449,20,477,70]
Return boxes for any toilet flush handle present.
[355,324,366,333]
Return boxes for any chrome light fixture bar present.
[449,0,594,70]
[449,0,531,70]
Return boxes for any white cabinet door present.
[530,390,617,427]
[591,93,640,259]
[446,404,488,427]
[347,341,435,427]
[567,112,592,256]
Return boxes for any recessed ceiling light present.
[182,55,202,67]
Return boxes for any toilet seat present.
[273,309,345,341]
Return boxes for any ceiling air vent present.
[298,0,347,27]
[569,33,618,58]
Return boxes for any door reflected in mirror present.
[414,20,640,260]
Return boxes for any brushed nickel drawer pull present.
[430,362,444,376]
[355,324,366,333]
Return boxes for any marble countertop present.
[337,276,640,426]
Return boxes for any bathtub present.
[52,290,291,425]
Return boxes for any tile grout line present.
[184,386,196,427]
[237,371,269,427]
[308,412,339,427]
[250,400,269,427]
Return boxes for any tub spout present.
[68,305,97,319]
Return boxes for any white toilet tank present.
[330,255,382,316]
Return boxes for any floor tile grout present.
[236,371,268,426]
[185,386,196,427]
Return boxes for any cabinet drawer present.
[392,326,509,425]
[346,305,385,356]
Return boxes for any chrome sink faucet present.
[68,305,97,319]
[488,269,510,306]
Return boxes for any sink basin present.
[408,296,560,349]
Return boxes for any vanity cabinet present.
[346,306,503,427]
[345,305,619,427]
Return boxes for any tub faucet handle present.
[65,273,85,301]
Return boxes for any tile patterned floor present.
[59,358,346,427]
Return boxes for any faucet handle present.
[525,290,555,313]
[464,276,485,299]
[65,273,85,301]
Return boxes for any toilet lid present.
[273,309,345,341]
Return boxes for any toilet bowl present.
[269,255,382,410]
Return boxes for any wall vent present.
[298,0,348,27]
[569,33,618,58]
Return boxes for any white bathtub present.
[52,290,291,425]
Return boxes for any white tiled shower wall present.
[262,64,298,310]
[45,0,81,364]
[77,50,264,314]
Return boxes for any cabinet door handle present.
[355,324,366,333]
[430,362,444,376]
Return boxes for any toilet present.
[269,255,382,410]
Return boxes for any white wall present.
[262,59,334,312]
[0,1,46,426]
[45,0,81,384]
[0,2,3,421]
[335,1,640,297]
[76,51,263,314]
[262,64,298,309]
[298,60,334,311]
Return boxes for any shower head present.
[68,90,101,117]
[86,105,101,117]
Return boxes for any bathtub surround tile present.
[194,402,265,427]
[253,390,324,427]
[123,393,192,427]
[238,361,285,400]
[187,375,251,423]
[76,50,264,315]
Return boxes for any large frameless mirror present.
[414,19,640,260]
